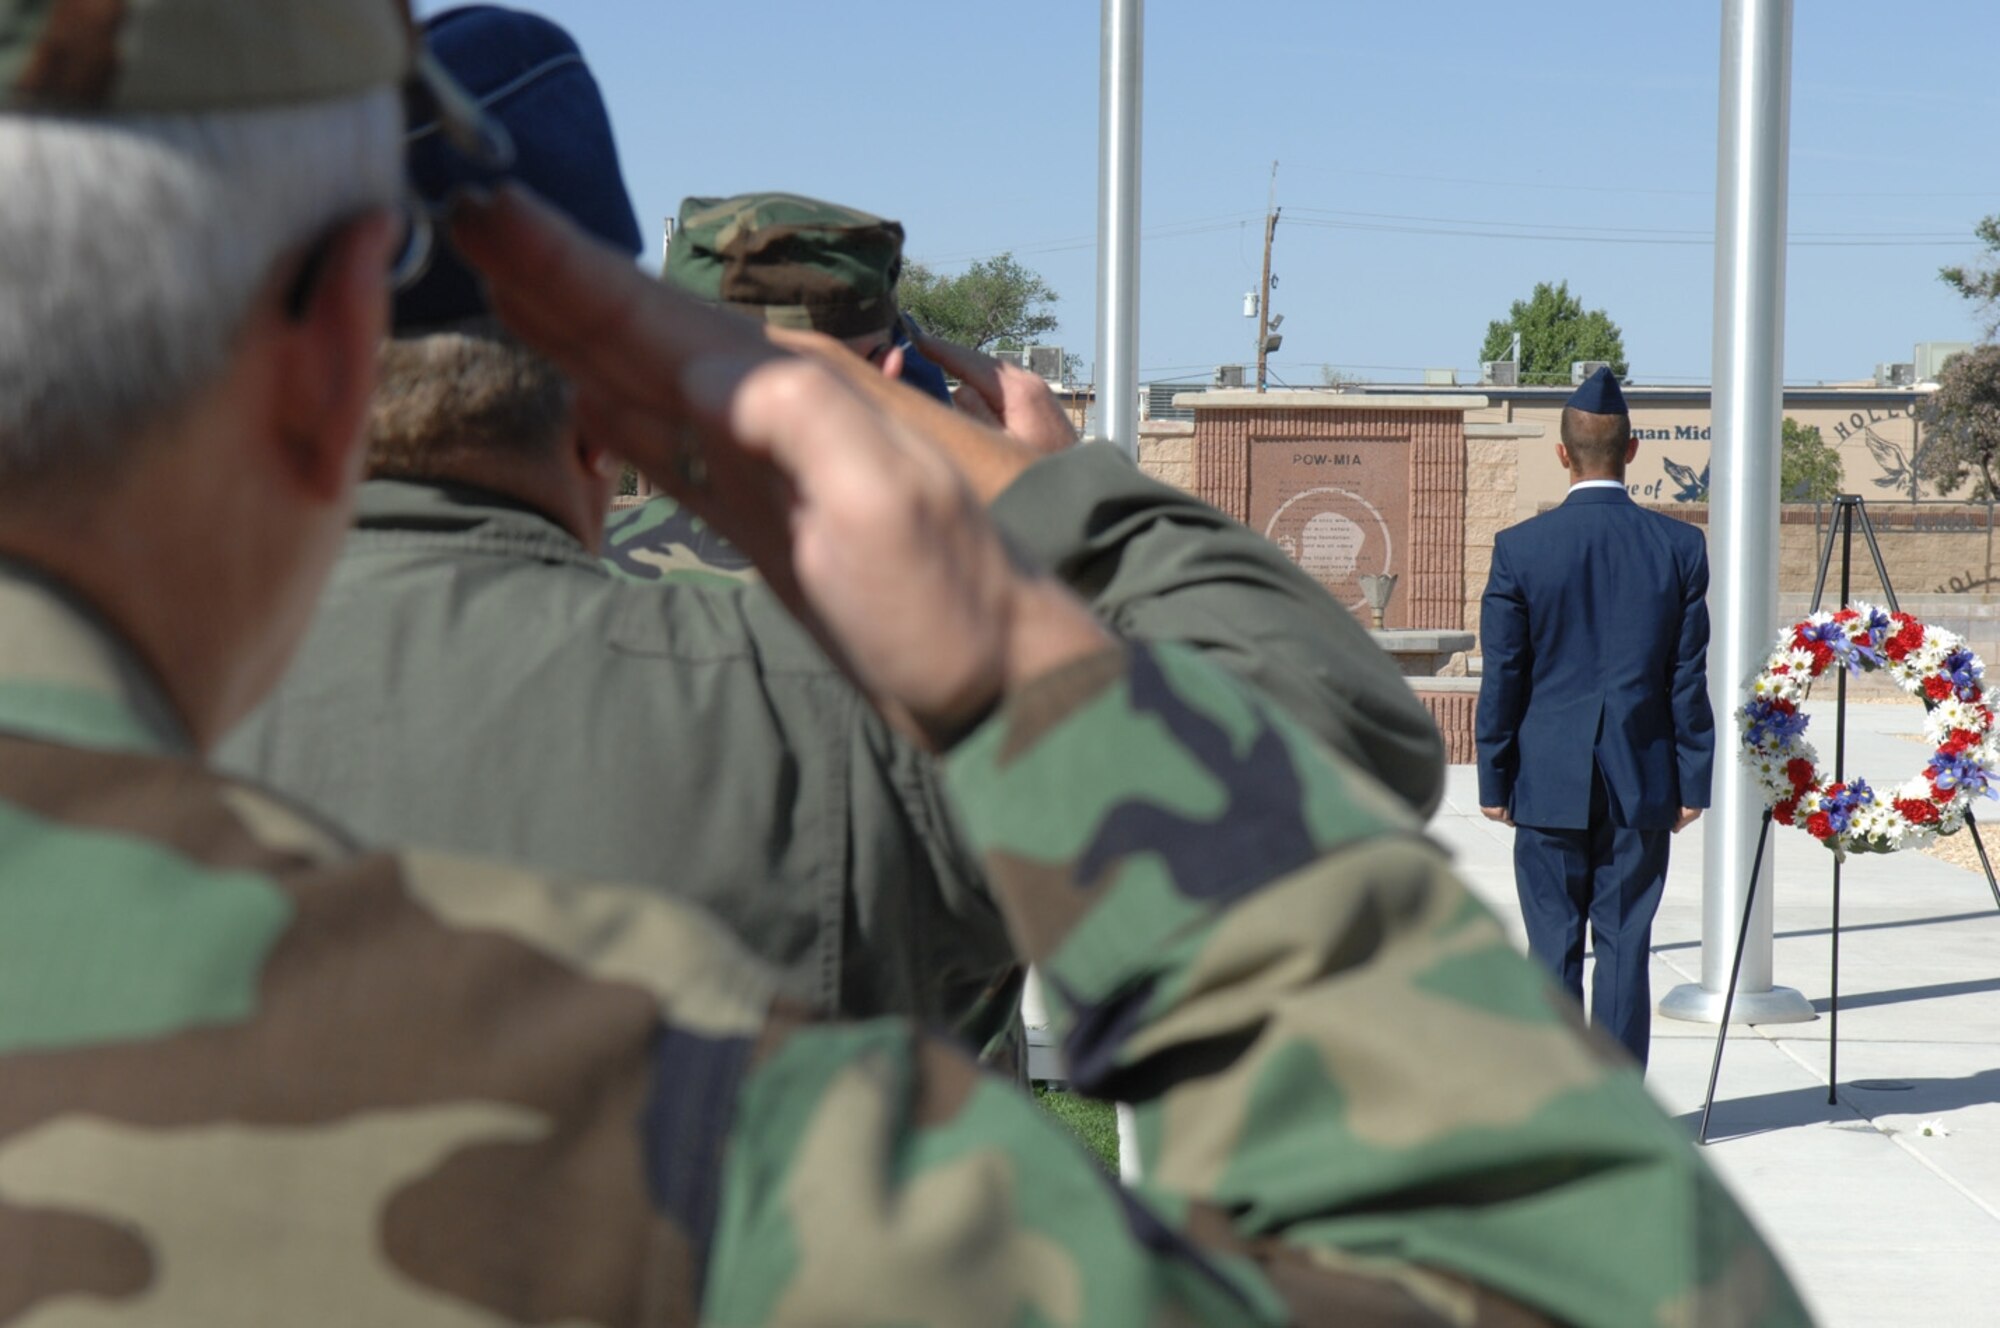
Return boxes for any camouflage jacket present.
[0,560,1809,1326]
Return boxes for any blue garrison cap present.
[1566,366,1629,415]
[394,5,640,332]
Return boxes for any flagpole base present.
[1659,981,1816,1025]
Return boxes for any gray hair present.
[0,90,401,483]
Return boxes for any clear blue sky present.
[417,1,1995,386]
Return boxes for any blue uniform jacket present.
[1475,486,1715,830]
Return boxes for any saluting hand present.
[451,184,1110,748]
[905,333,1079,458]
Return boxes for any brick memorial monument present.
[1181,390,1481,758]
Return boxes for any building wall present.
[1136,423,1193,492]
[1462,435,1522,636]
[1480,392,1927,522]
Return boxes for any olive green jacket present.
[221,446,1443,1036]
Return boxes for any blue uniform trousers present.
[1513,773,1671,1068]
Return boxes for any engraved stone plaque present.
[1249,438,1412,626]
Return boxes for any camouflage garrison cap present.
[0,0,498,163]
[665,192,906,339]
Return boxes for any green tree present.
[1479,280,1628,386]
[1915,344,2000,499]
[897,252,1059,351]
[1939,214,2000,340]
[1779,417,1843,501]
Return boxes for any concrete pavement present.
[1435,696,2000,1326]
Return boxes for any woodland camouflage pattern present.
[2,1,1805,1320]
[602,494,758,586]
[664,192,905,338]
[0,562,1811,1326]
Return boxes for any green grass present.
[1033,1085,1121,1172]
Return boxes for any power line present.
[1286,162,1998,201]
[1286,205,1963,241]
[912,211,1259,267]
[915,202,1967,270]
[1283,217,1963,248]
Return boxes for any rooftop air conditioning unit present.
[1423,367,1458,386]
[1875,362,1916,388]
[990,347,1030,371]
[1915,341,1972,381]
[1143,383,1197,422]
[1571,360,1612,385]
[1025,346,1065,382]
[1482,360,1518,386]
[1215,363,1246,388]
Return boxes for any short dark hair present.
[368,321,571,479]
[1560,406,1631,474]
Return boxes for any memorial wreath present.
[1740,603,2000,855]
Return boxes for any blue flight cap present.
[395,5,641,332]
[1566,366,1629,416]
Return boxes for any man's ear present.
[1625,435,1641,465]
[269,211,396,502]
[577,431,620,480]
[1555,442,1573,472]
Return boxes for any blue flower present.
[1821,779,1875,834]
[1743,698,1809,747]
[1804,619,1882,675]
[1943,647,1983,698]
[1930,752,1997,801]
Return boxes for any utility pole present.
[1255,161,1280,393]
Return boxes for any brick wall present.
[1413,683,1479,765]
[1186,402,1468,630]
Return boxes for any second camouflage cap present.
[666,192,905,339]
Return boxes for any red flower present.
[1772,663,1790,675]
[1896,798,1942,826]
[1926,676,1955,702]
[1786,758,1815,792]
[1806,812,1835,840]
[1834,608,1859,623]
[1885,618,1925,661]
[1807,643,1835,673]
[1774,798,1799,826]
[1941,729,1979,757]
